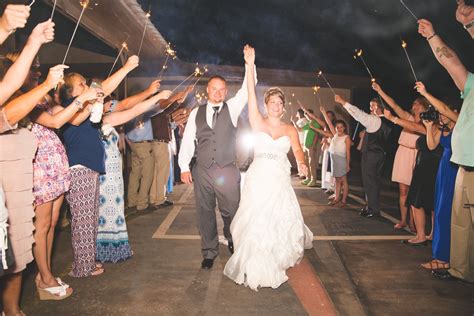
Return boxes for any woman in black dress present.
[384,107,442,245]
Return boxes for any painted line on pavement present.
[152,185,193,238]
[288,257,337,316]
[155,234,412,241]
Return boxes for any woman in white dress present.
[223,45,313,291]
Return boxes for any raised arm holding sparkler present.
[0,4,30,44]
[414,82,458,122]
[418,19,468,91]
[371,82,412,120]
[383,108,426,135]
[113,80,161,112]
[101,55,139,96]
[0,19,54,105]
[103,90,172,127]
[456,0,474,39]
[297,101,326,129]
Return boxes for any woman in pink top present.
[372,83,429,230]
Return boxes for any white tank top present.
[329,134,348,156]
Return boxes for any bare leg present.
[33,202,60,288]
[409,206,427,243]
[47,195,64,270]
[395,183,409,228]
[341,175,349,205]
[426,210,434,240]
[330,178,341,205]
[1,272,23,315]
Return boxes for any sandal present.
[90,267,104,276]
[394,223,407,230]
[37,285,73,301]
[421,259,450,270]
[328,199,338,206]
[56,277,69,289]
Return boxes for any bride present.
[223,45,314,291]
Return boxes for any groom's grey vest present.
[195,102,237,168]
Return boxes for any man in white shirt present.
[335,95,390,218]
[178,47,256,269]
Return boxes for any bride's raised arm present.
[244,45,265,131]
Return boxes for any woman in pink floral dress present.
[5,50,99,299]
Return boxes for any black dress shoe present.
[228,241,234,254]
[201,258,214,269]
[156,200,174,209]
[359,207,368,214]
[360,210,377,218]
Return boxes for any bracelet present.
[427,33,437,41]
[464,21,474,30]
[73,99,84,110]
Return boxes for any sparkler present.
[137,9,151,58]
[158,42,177,80]
[171,64,207,93]
[50,0,58,20]
[400,0,418,21]
[312,85,323,107]
[62,0,89,64]
[28,0,36,7]
[401,40,418,82]
[107,41,129,78]
[317,70,336,96]
[353,49,376,83]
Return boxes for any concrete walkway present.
[21,178,473,315]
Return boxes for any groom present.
[178,45,256,269]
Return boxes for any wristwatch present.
[73,99,84,110]
[464,21,474,30]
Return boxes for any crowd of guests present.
[291,3,473,282]
[0,3,192,314]
[0,1,472,315]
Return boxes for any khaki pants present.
[449,167,474,282]
[127,142,154,210]
[150,141,170,205]
[304,145,321,182]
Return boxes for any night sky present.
[139,0,473,108]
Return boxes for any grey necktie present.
[211,106,219,129]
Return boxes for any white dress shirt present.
[343,102,381,133]
[178,65,257,173]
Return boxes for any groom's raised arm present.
[226,64,258,126]
[178,108,198,174]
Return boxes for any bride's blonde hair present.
[264,87,285,106]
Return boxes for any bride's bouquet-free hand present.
[298,162,309,178]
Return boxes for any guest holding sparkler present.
[383,107,442,246]
[414,82,458,271]
[313,106,351,207]
[297,108,321,187]
[301,106,337,192]
[96,86,172,263]
[334,95,390,218]
[372,82,428,231]
[58,56,139,277]
[418,11,474,281]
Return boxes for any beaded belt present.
[254,153,286,161]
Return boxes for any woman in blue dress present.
[416,82,459,270]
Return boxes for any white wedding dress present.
[223,132,314,291]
